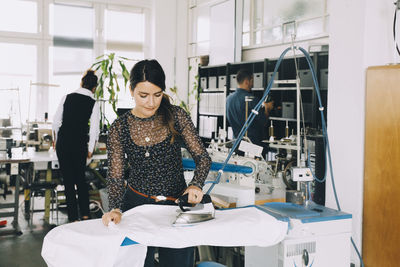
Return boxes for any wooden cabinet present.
[363,65,400,266]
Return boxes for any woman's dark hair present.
[81,69,98,90]
[130,59,179,143]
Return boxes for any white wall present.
[328,0,399,265]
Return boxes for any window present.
[104,8,146,123]
[188,4,210,57]
[105,9,144,43]
[0,0,149,129]
[243,0,329,47]
[0,43,37,125]
[0,0,37,33]
[49,3,94,39]
[48,3,95,120]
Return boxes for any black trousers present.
[121,187,194,267]
[56,141,89,222]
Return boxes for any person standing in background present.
[52,69,100,222]
[226,69,274,149]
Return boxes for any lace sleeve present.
[106,119,126,210]
[175,106,211,188]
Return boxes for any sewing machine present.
[192,148,286,207]
[25,122,53,151]
[246,202,352,267]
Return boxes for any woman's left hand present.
[183,185,204,204]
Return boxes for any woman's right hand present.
[102,209,122,226]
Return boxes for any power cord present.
[394,1,400,56]
[205,46,365,267]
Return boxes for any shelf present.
[270,86,314,91]
[269,117,296,122]
[229,87,265,91]
[268,143,299,150]
[196,53,328,143]
[269,117,309,123]
[201,88,225,93]
[198,113,224,117]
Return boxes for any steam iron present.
[173,194,215,226]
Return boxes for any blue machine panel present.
[257,202,352,223]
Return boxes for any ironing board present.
[42,205,288,267]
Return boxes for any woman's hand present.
[102,209,122,226]
[183,185,204,204]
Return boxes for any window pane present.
[243,0,250,33]
[283,21,296,42]
[49,4,94,38]
[262,26,282,43]
[253,30,262,45]
[297,17,324,39]
[0,43,37,127]
[50,46,94,75]
[105,10,144,43]
[263,0,325,28]
[253,0,263,29]
[242,33,250,47]
[104,50,143,75]
[48,74,81,121]
[197,6,210,42]
[0,0,37,33]
[196,42,210,56]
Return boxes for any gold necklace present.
[132,109,152,158]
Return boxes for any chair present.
[27,181,59,225]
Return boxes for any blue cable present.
[297,47,364,267]
[205,46,364,267]
[206,47,293,194]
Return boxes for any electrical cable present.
[393,3,400,56]
[298,47,364,267]
[205,45,364,267]
[206,47,293,194]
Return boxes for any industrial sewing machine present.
[25,122,53,151]
[183,139,287,208]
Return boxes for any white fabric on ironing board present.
[42,205,288,267]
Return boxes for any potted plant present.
[91,53,133,128]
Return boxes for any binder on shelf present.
[320,68,328,89]
[200,77,207,90]
[253,72,263,88]
[298,70,313,87]
[208,76,217,90]
[218,76,226,89]
[230,74,237,89]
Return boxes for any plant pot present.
[200,55,209,66]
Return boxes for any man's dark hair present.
[236,69,253,84]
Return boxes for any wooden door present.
[363,65,400,266]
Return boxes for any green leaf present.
[170,86,177,93]
[119,60,130,88]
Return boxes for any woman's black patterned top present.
[106,105,211,210]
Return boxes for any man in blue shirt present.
[226,69,274,148]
